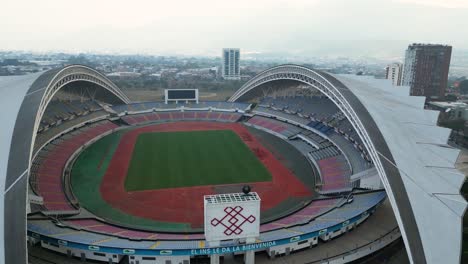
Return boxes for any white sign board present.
[204,193,260,242]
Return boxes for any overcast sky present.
[1,0,467,58]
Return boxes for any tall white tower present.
[222,48,241,80]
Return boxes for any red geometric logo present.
[210,206,256,236]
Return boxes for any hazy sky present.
[1,0,467,58]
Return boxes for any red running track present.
[100,122,311,228]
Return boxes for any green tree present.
[439,119,465,131]
[445,94,457,102]
[460,80,468,94]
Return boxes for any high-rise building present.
[402,44,452,99]
[385,63,403,86]
[222,48,240,80]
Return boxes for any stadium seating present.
[244,114,361,192]
[300,130,328,146]
[39,100,104,132]
[307,121,334,135]
[328,133,372,173]
[254,106,310,125]
[121,111,243,125]
[317,155,352,192]
[27,97,388,259]
[62,197,341,239]
[30,120,118,212]
[260,198,339,232]
[34,110,110,154]
[54,195,371,241]
[247,116,287,133]
[245,114,357,191]
[254,100,371,163]
[65,219,205,240]
[259,96,339,121]
[309,146,340,160]
[246,116,302,137]
[112,101,250,113]
[28,183,385,253]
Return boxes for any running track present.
[100,122,311,228]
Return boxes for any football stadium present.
[0,64,466,264]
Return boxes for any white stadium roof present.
[229,65,467,264]
[338,74,467,264]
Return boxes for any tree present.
[445,94,457,102]
[67,55,92,66]
[439,119,465,131]
[459,80,468,95]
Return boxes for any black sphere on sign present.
[242,185,251,195]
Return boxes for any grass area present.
[71,130,191,232]
[125,130,272,191]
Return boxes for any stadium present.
[0,64,466,264]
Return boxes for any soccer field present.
[125,130,272,191]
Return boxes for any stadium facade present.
[0,64,466,264]
[0,65,130,264]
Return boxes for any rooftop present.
[428,101,468,109]
[204,192,261,204]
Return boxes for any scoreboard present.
[165,89,199,104]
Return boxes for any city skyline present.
[1,0,467,58]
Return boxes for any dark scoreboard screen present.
[167,90,196,100]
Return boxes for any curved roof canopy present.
[0,63,465,264]
[229,64,467,264]
[0,65,129,264]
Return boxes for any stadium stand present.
[112,101,250,113]
[328,133,372,173]
[34,110,110,154]
[25,93,387,263]
[259,96,339,121]
[244,114,360,192]
[13,63,461,264]
[254,99,371,163]
[246,116,302,138]
[38,100,104,132]
[255,106,310,125]
[307,120,334,136]
[28,191,385,249]
[60,197,342,241]
[298,130,329,147]
[317,155,352,192]
[309,146,340,160]
[25,96,387,262]
[30,120,118,212]
[120,111,243,125]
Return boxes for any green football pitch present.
[125,130,272,191]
